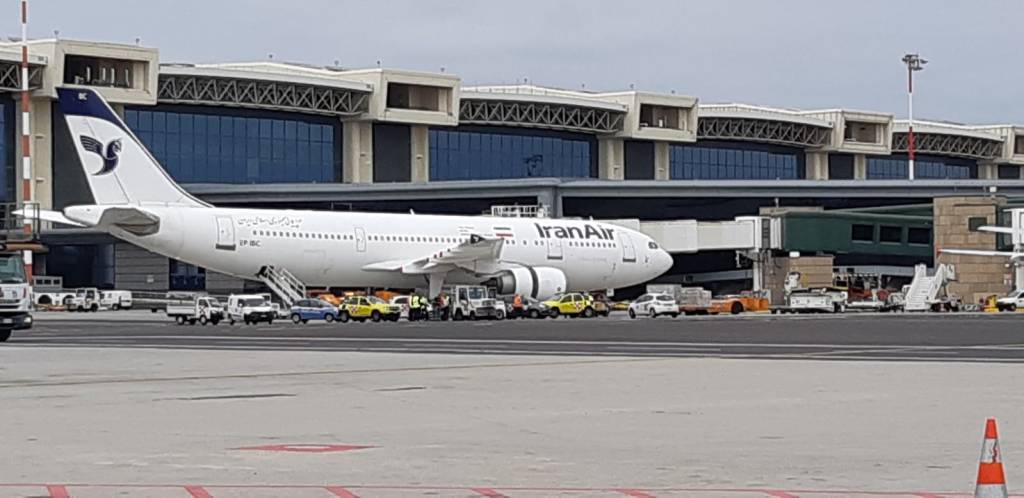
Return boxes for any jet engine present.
[492,267,567,300]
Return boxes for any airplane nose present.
[654,249,673,275]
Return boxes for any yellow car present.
[338,296,401,323]
[542,292,597,318]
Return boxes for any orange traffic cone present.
[975,418,1008,498]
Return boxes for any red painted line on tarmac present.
[616,489,656,498]
[764,491,798,498]
[471,488,508,497]
[184,485,214,498]
[325,486,359,498]
[46,485,70,498]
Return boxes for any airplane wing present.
[16,205,159,235]
[940,248,1024,259]
[362,233,505,274]
[978,226,1015,234]
[13,207,86,227]
[95,207,160,235]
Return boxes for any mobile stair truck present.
[902,263,961,312]
[0,204,43,342]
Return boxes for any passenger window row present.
[254,230,353,241]
[252,231,616,250]
[567,241,614,248]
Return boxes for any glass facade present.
[125,106,341,184]
[45,244,115,289]
[429,126,595,181]
[866,154,977,180]
[0,96,10,201]
[669,141,803,180]
[169,259,206,291]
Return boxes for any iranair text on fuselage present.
[534,222,615,240]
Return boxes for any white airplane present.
[31,87,673,299]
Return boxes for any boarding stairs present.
[257,265,306,308]
[903,263,956,312]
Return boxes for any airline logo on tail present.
[79,136,122,175]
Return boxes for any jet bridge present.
[605,216,777,291]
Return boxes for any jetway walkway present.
[606,216,776,254]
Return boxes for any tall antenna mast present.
[20,0,33,277]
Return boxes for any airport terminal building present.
[2,38,1023,294]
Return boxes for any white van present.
[100,290,133,310]
[226,294,276,325]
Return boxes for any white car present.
[628,293,679,319]
[996,289,1024,311]
[389,295,411,320]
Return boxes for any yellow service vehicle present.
[338,295,401,323]
[542,292,597,318]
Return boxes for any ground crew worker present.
[409,293,422,321]
[416,294,428,321]
[512,294,524,319]
[436,293,449,321]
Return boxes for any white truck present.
[68,287,103,312]
[226,294,277,325]
[444,285,503,320]
[100,290,133,310]
[167,296,224,325]
[0,250,33,342]
[32,275,76,308]
[771,272,848,314]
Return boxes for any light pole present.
[902,53,927,181]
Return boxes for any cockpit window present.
[648,241,659,250]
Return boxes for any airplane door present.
[215,216,236,251]
[546,238,563,260]
[620,233,637,263]
[355,227,366,252]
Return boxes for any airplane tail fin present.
[56,87,207,208]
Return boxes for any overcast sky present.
[7,0,1021,123]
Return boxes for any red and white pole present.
[20,0,33,277]
[907,64,915,181]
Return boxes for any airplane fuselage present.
[110,205,671,292]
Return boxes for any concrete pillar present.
[978,162,998,180]
[536,188,563,218]
[598,137,624,180]
[804,151,828,180]
[28,99,52,210]
[934,196,1013,303]
[342,121,373,183]
[654,142,670,180]
[410,125,429,183]
[853,154,868,180]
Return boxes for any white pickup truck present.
[167,296,224,325]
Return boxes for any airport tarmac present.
[1,313,1023,497]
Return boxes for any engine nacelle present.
[493,267,567,300]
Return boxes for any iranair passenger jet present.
[31,88,673,299]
